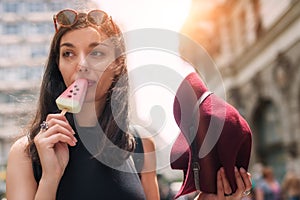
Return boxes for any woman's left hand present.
[196,167,252,200]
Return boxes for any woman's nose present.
[77,54,89,72]
[78,65,88,72]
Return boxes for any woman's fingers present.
[220,167,232,195]
[239,168,252,197]
[232,167,246,198]
[239,168,252,192]
[216,170,226,200]
[215,166,253,200]
[46,133,77,147]
[41,124,76,141]
[35,113,77,147]
[46,113,68,122]
[35,132,76,148]
[36,124,77,146]
[46,114,74,134]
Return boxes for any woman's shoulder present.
[6,136,38,199]
[10,135,28,150]
[8,136,29,161]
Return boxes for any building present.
[181,0,300,181]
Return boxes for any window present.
[3,24,20,35]
[0,90,37,104]
[29,23,43,34]
[31,44,47,58]
[0,66,43,81]
[0,46,6,58]
[0,114,18,126]
[3,2,19,13]
[28,22,53,35]
[0,93,11,104]
[255,100,282,145]
[48,2,64,11]
[0,115,3,127]
[28,66,43,80]
[27,2,45,12]
[254,100,286,181]
[4,44,21,58]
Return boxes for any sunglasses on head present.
[53,9,115,32]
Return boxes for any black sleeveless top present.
[33,126,146,200]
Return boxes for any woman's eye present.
[90,50,104,57]
[62,51,74,57]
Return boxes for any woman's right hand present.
[34,113,77,182]
[196,167,252,200]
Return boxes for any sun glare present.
[95,0,194,166]
[96,0,192,32]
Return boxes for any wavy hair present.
[26,11,135,166]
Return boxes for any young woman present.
[6,8,158,200]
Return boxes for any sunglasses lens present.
[88,10,107,26]
[56,10,77,26]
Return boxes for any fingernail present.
[234,166,238,172]
[240,167,246,173]
[221,167,225,173]
[218,170,222,177]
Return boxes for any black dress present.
[34,126,146,200]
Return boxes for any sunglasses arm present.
[109,16,117,33]
[53,15,58,32]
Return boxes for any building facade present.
[181,0,300,181]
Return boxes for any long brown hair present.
[26,11,135,166]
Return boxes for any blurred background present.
[0,0,299,199]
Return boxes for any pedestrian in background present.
[281,170,300,200]
[255,166,281,200]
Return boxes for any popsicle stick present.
[60,109,68,116]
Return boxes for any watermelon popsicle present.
[56,78,88,115]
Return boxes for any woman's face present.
[58,27,118,106]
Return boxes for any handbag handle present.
[190,91,213,191]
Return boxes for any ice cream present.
[56,78,88,115]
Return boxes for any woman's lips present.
[87,80,96,87]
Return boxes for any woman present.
[282,171,300,200]
[6,8,158,200]
[255,166,281,200]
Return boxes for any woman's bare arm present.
[140,137,160,200]
[7,136,37,199]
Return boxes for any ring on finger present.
[40,121,49,131]
[224,193,233,196]
[242,190,251,196]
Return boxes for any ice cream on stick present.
[56,78,88,115]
